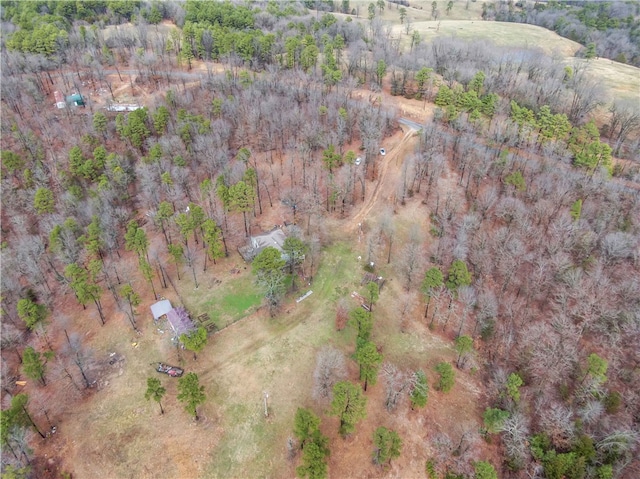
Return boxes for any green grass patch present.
[204,242,363,478]
[312,242,361,298]
[181,273,262,330]
[207,399,289,479]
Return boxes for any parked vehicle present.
[155,362,184,377]
[379,148,386,156]
[355,157,362,166]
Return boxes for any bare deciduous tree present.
[499,412,530,468]
[565,65,606,124]
[397,225,424,291]
[456,285,477,337]
[538,402,575,450]
[381,362,409,412]
[312,346,347,402]
[61,330,95,389]
[608,99,640,156]
[378,208,396,264]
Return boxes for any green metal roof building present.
[66,93,84,106]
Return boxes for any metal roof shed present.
[66,93,85,106]
[150,299,173,320]
[54,91,66,109]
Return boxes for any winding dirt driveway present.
[349,124,420,230]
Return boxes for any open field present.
[350,0,485,23]
[334,5,640,103]
[180,269,262,331]
[396,20,582,57]
[203,242,362,478]
[395,20,639,101]
[570,57,640,102]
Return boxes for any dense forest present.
[1,1,639,479]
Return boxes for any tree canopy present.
[177,372,206,420]
[145,377,166,415]
[372,426,402,465]
[446,260,472,292]
[330,381,367,437]
[354,340,382,391]
[180,326,208,360]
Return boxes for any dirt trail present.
[350,126,420,230]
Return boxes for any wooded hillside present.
[1,2,638,479]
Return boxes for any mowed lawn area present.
[180,271,263,332]
[63,243,366,478]
[202,242,363,478]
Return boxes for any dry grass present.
[397,20,639,101]
[408,0,485,21]
[101,21,177,42]
[395,20,582,57]
[339,2,639,104]
[55,229,486,479]
[56,309,216,479]
[348,0,485,23]
[55,243,354,478]
[569,57,640,102]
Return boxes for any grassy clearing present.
[101,21,176,42]
[390,17,638,102]
[341,5,639,102]
[203,242,363,478]
[60,237,475,479]
[180,271,262,331]
[63,311,210,479]
[396,20,582,57]
[313,242,362,298]
[343,0,484,24]
[570,57,640,102]
[408,0,485,21]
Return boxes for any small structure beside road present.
[54,91,85,108]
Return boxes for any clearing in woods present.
[55,234,482,479]
[393,19,639,101]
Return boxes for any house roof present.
[166,307,196,337]
[150,299,173,320]
[66,93,84,105]
[251,228,287,252]
[54,91,66,108]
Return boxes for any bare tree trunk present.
[93,298,106,325]
[64,330,90,388]
[22,407,45,439]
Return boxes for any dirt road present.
[350,124,421,230]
